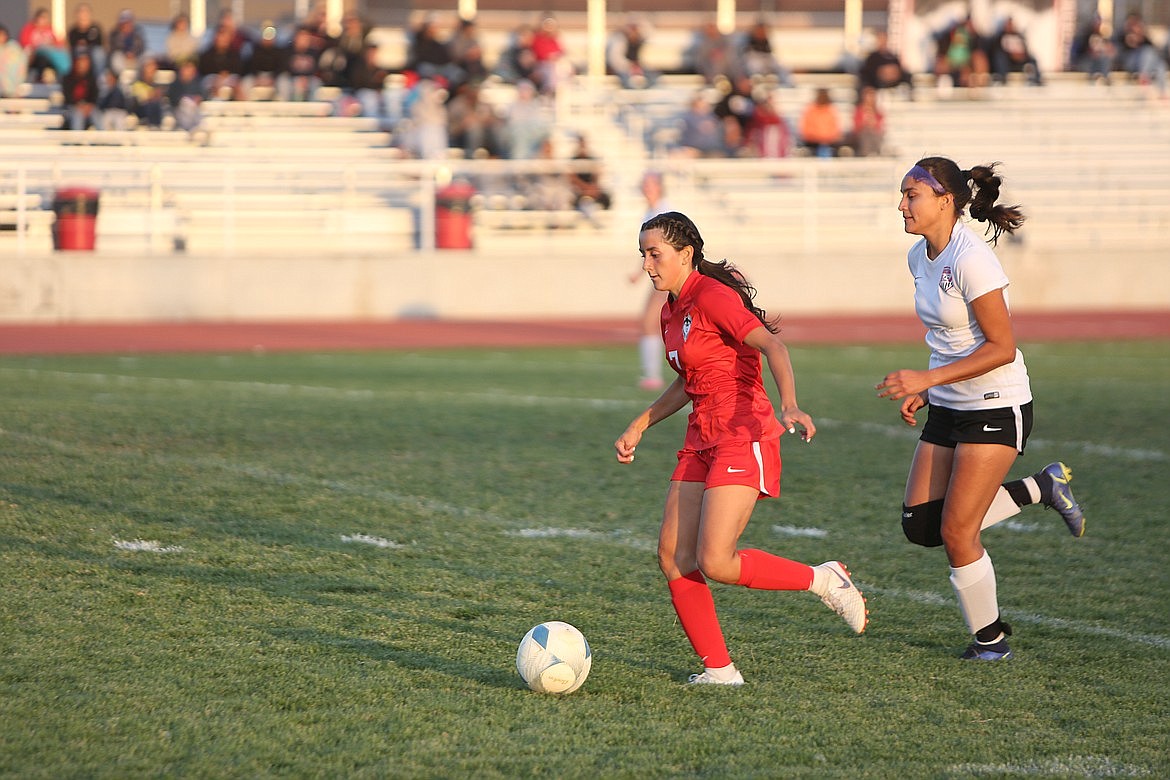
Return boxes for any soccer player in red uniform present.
[614,211,868,686]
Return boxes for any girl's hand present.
[899,393,926,426]
[876,369,930,401]
[614,427,642,464]
[779,407,816,443]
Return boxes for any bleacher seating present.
[2,69,1168,258]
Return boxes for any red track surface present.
[0,312,1168,355]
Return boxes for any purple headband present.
[905,165,947,195]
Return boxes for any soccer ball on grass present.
[516,621,592,694]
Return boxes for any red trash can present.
[53,187,100,251]
[435,181,475,249]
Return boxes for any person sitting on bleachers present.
[19,8,70,82]
[798,87,844,157]
[163,13,199,70]
[1069,14,1115,83]
[62,47,99,130]
[608,18,656,89]
[531,15,572,95]
[745,89,792,158]
[347,43,390,119]
[107,9,147,79]
[494,23,538,86]
[199,24,246,100]
[405,16,455,85]
[567,134,612,222]
[447,80,503,158]
[1115,12,1167,97]
[858,30,914,99]
[285,27,323,101]
[989,17,1043,86]
[96,65,129,129]
[0,25,28,97]
[68,4,105,75]
[849,85,885,157]
[933,15,990,89]
[242,23,290,100]
[166,58,203,131]
[686,21,737,85]
[129,57,166,127]
[501,79,549,160]
[674,92,727,158]
[448,18,488,90]
[739,20,792,85]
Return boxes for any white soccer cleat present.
[814,561,869,634]
[687,670,745,686]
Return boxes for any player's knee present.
[695,550,737,585]
[902,500,945,547]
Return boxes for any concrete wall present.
[2,241,1166,323]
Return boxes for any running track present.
[0,311,1168,355]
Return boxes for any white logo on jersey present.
[682,314,692,342]
[939,266,955,293]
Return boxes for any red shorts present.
[671,438,782,498]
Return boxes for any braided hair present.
[640,211,778,333]
[915,157,1025,245]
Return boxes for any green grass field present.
[2,341,1168,778]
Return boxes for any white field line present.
[113,538,184,553]
[3,367,1166,461]
[949,756,1152,777]
[340,533,405,549]
[772,525,829,538]
[506,527,654,552]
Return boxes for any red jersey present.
[661,272,781,450]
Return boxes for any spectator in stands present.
[107,9,147,78]
[520,137,574,211]
[688,21,736,85]
[858,30,914,99]
[739,20,792,85]
[798,87,844,157]
[0,25,29,97]
[62,48,99,129]
[989,17,1042,86]
[167,57,203,131]
[568,134,612,222]
[129,57,165,127]
[1115,12,1167,97]
[849,85,885,157]
[495,23,538,86]
[347,43,390,118]
[531,15,573,95]
[608,18,656,89]
[402,76,449,159]
[96,65,129,129]
[745,90,792,158]
[243,23,290,100]
[210,9,253,58]
[934,15,989,90]
[199,24,246,100]
[333,12,371,89]
[20,8,70,81]
[164,13,199,70]
[285,27,323,101]
[1070,14,1115,83]
[405,16,453,82]
[674,92,726,157]
[68,4,105,75]
[502,78,549,159]
[447,80,503,158]
[448,18,488,89]
[713,74,758,143]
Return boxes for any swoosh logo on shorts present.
[982,425,1002,432]
[727,467,747,473]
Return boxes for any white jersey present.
[908,220,1032,410]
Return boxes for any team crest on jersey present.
[939,266,955,293]
[682,314,692,342]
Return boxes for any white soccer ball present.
[515,621,592,694]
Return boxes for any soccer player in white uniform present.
[876,157,1086,661]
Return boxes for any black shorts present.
[920,402,1033,453]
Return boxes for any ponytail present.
[914,157,1026,245]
